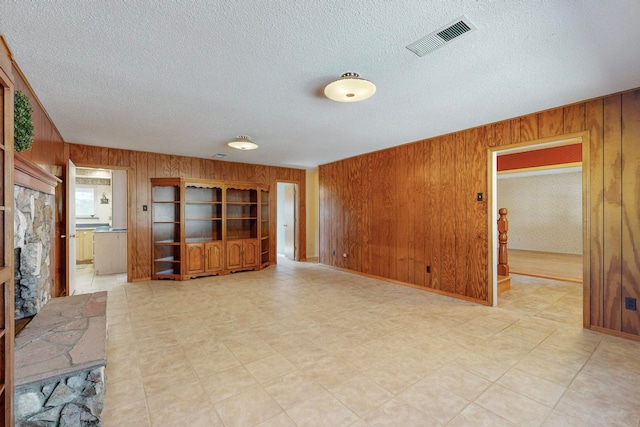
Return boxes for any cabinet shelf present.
[155,256,180,262]
[185,201,223,205]
[154,240,180,244]
[186,217,223,221]
[155,269,180,275]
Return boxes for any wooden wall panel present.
[439,136,456,293]
[621,91,640,335]
[510,118,521,144]
[564,104,586,133]
[423,141,433,288]
[538,108,564,138]
[413,141,427,287]
[454,132,468,296]
[396,144,411,283]
[602,95,622,330]
[466,126,489,301]
[493,120,512,147]
[586,98,605,327]
[428,137,442,290]
[348,156,365,272]
[134,151,153,280]
[519,114,539,142]
[109,148,130,167]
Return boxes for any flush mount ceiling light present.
[227,135,258,150]
[324,72,376,102]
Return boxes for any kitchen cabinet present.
[76,229,94,263]
[93,230,127,275]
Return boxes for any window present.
[76,187,96,217]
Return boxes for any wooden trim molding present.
[14,153,61,194]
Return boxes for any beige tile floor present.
[75,260,640,426]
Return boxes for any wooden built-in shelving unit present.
[151,178,269,280]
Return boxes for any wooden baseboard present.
[498,275,511,294]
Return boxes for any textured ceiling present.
[1,1,639,169]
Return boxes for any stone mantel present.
[14,153,61,194]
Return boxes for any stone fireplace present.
[13,154,60,320]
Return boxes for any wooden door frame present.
[487,131,590,326]
[0,50,15,427]
[62,160,132,283]
[276,180,300,261]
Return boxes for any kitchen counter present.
[93,226,127,233]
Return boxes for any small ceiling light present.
[227,135,258,150]
[324,72,376,102]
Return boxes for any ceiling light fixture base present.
[228,135,258,150]
[324,72,376,102]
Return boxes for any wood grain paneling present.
[428,137,441,290]
[413,141,427,287]
[454,132,468,296]
[538,108,564,138]
[466,126,489,301]
[396,144,411,283]
[440,136,456,293]
[621,90,640,335]
[602,95,622,330]
[586,98,605,327]
[319,87,640,316]
[519,114,539,142]
[564,104,586,133]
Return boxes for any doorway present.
[277,182,297,260]
[67,165,128,295]
[488,132,590,323]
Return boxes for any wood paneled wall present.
[319,88,640,338]
[67,144,307,281]
[11,63,66,297]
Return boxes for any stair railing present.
[497,208,509,276]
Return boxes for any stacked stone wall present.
[14,185,55,319]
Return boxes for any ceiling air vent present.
[406,16,476,57]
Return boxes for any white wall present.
[276,183,286,254]
[306,169,319,260]
[497,169,582,254]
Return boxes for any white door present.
[66,160,77,295]
[283,184,296,260]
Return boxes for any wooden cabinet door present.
[242,239,259,267]
[205,241,223,272]
[75,232,84,262]
[83,230,94,261]
[226,241,243,270]
[186,243,204,274]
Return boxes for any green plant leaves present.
[14,90,34,152]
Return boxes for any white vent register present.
[406,16,476,57]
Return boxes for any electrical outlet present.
[426,265,431,273]
[625,297,637,311]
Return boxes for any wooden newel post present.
[497,208,509,276]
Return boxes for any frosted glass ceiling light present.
[324,72,376,102]
[227,135,258,150]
